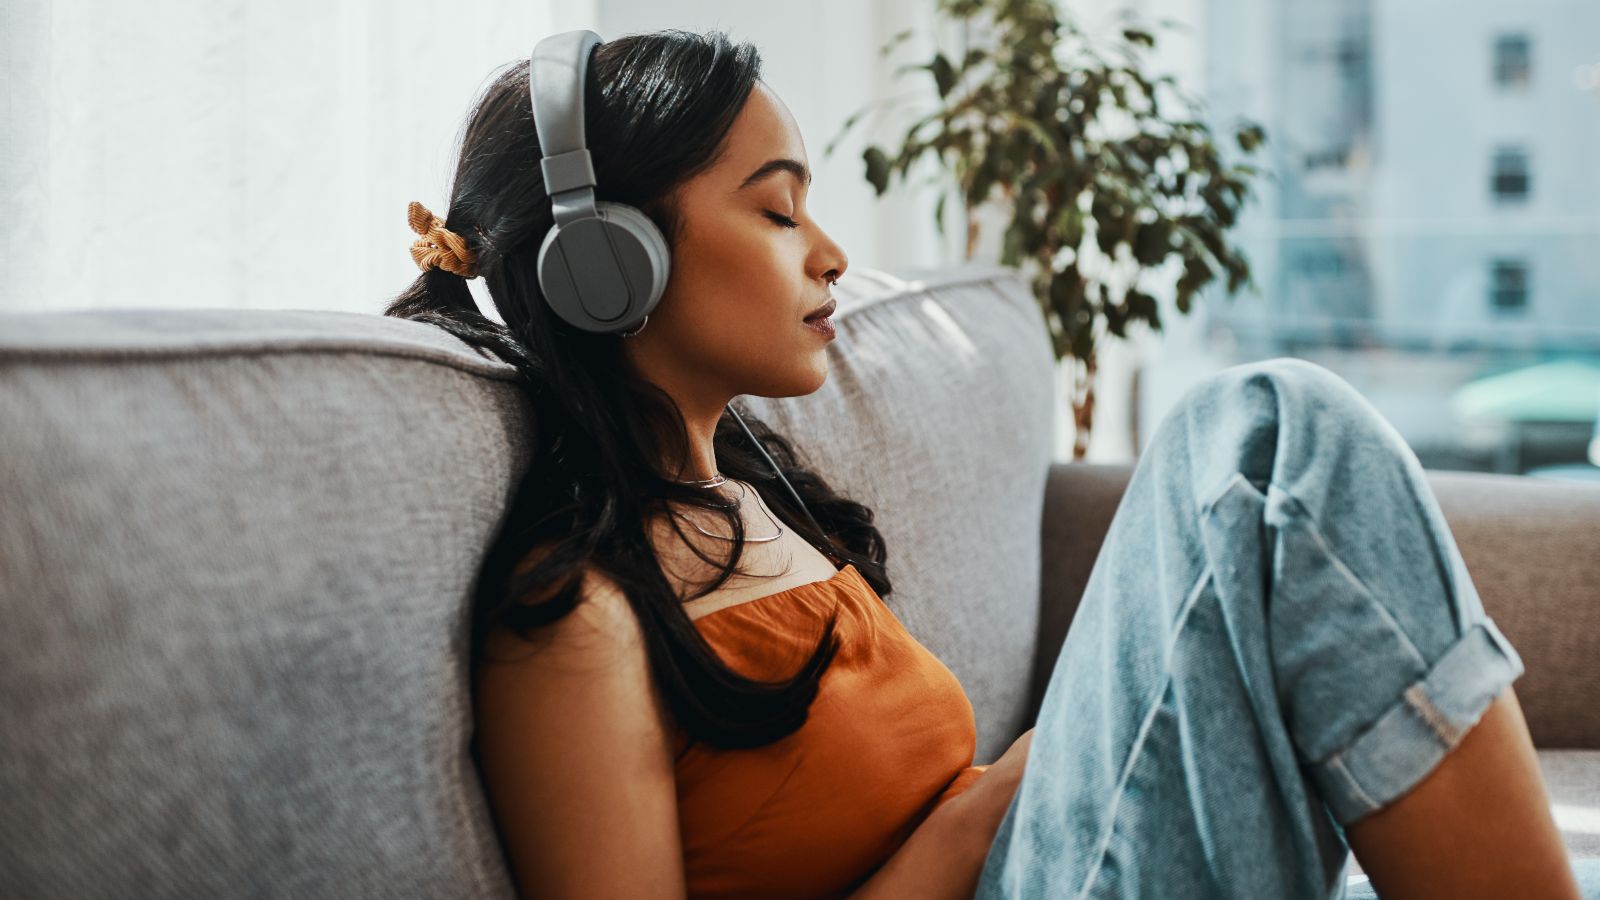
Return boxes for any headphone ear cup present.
[594,201,671,308]
[536,202,671,333]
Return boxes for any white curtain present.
[2,0,596,314]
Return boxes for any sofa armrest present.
[1030,461,1600,751]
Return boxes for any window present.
[1491,148,1530,202]
[1334,36,1365,75]
[1293,249,1350,278]
[1493,34,1531,87]
[1304,148,1351,171]
[1490,259,1529,310]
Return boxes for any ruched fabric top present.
[672,563,991,899]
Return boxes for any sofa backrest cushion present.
[0,309,527,898]
[0,262,1057,894]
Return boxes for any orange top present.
[672,563,991,899]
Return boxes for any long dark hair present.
[384,29,891,753]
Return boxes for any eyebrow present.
[734,158,812,192]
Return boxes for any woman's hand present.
[848,728,1035,900]
[983,726,1034,803]
[955,727,1033,841]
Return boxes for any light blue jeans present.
[974,357,1599,899]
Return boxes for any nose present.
[819,243,847,288]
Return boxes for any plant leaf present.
[931,53,957,99]
[1236,122,1266,153]
[863,145,892,195]
[881,27,915,58]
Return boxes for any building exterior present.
[1192,0,1600,471]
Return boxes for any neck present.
[617,330,730,487]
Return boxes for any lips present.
[804,297,837,321]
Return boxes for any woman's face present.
[622,81,849,408]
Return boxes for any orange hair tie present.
[407,200,479,279]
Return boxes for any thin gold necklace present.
[668,472,784,542]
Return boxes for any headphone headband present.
[530,30,601,202]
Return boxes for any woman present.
[385,27,1590,900]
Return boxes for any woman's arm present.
[843,787,1003,900]
[846,728,1034,900]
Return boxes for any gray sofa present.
[2,263,1596,897]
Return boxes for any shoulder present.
[492,543,642,659]
[473,542,687,898]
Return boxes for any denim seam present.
[1264,481,1430,674]
[1404,683,1467,747]
[1199,471,1255,515]
[1075,565,1216,900]
[1324,753,1381,812]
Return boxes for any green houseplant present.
[828,0,1268,459]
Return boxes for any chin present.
[801,353,830,393]
[766,361,829,398]
[800,369,828,396]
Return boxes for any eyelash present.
[764,211,801,229]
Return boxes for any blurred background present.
[4,0,1597,478]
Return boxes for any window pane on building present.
[1494,33,1532,87]
[1492,147,1531,201]
[1491,259,1530,310]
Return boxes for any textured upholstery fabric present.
[0,308,532,898]
[1536,750,1600,864]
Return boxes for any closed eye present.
[764,211,801,229]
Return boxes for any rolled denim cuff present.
[1303,616,1525,826]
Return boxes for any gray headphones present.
[529,29,669,337]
